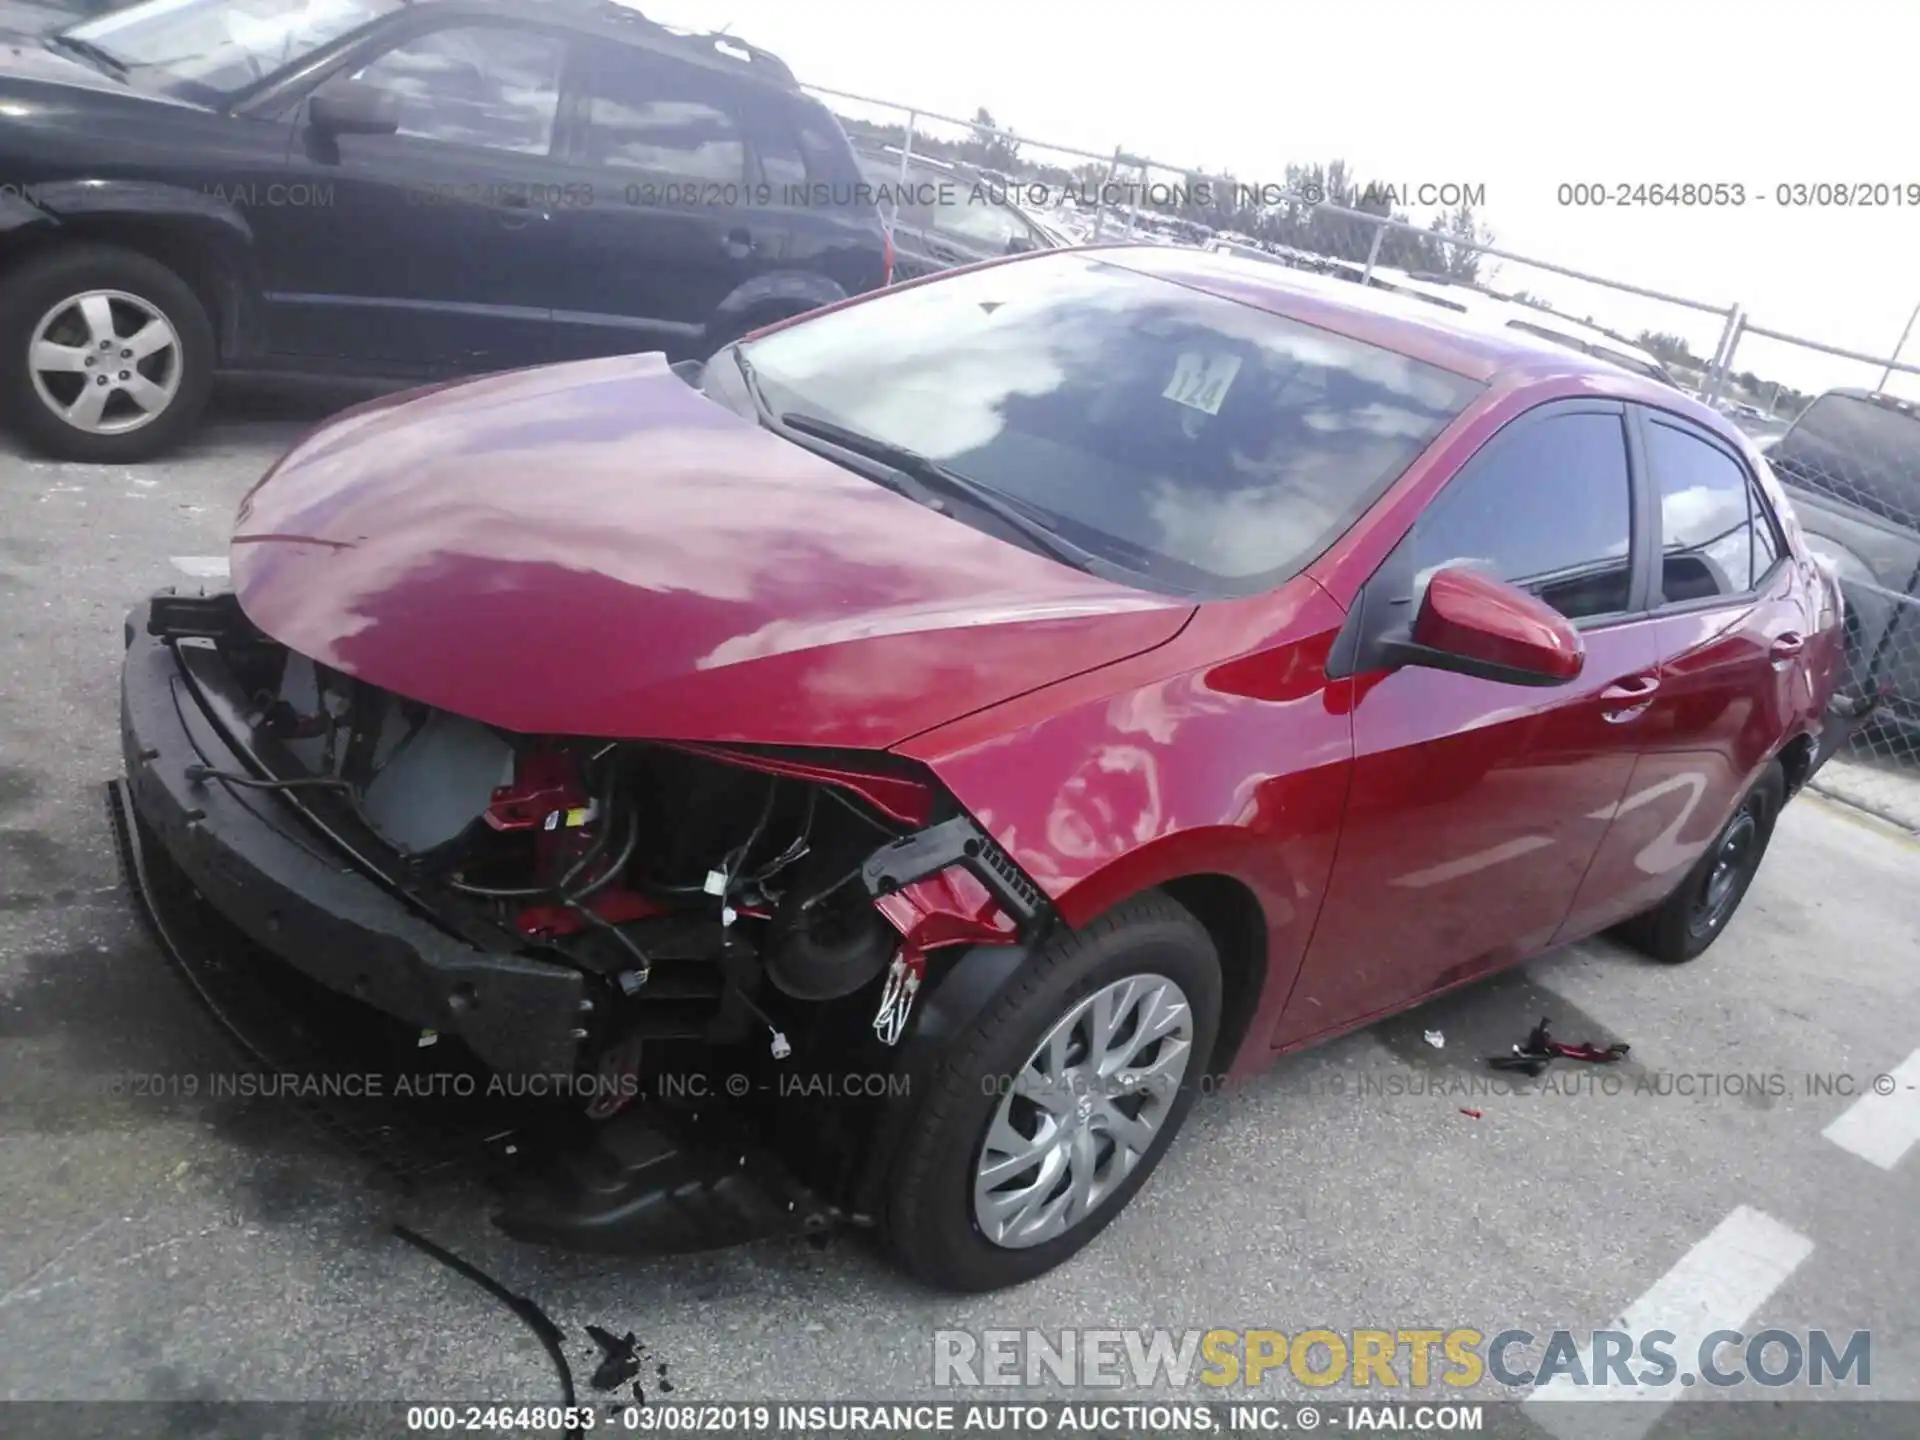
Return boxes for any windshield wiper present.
[47,34,129,78]
[727,347,948,513]
[777,411,1107,575]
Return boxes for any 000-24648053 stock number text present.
[1558,181,1920,207]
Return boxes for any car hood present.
[231,354,1194,749]
[0,31,208,106]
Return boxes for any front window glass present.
[67,0,403,102]
[737,252,1482,596]
[1410,412,1634,621]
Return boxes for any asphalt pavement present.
[0,388,1916,1434]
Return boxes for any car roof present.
[1363,269,1670,369]
[1089,244,1663,389]
[412,0,803,89]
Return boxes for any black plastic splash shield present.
[108,778,846,1257]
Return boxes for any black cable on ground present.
[391,1224,581,1437]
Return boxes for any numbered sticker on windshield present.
[1162,352,1242,415]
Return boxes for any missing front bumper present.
[118,601,588,1079]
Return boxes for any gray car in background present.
[1763,388,1920,745]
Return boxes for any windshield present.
[1771,392,1920,530]
[67,0,403,102]
[736,252,1483,596]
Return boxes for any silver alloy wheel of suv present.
[28,288,184,436]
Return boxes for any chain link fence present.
[802,89,1920,794]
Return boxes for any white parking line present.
[1822,1050,1920,1170]
[168,556,230,580]
[1525,1205,1813,1440]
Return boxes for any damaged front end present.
[116,590,1051,1251]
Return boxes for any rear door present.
[1560,409,1806,940]
[1277,402,1660,1044]
[263,19,574,372]
[544,47,772,360]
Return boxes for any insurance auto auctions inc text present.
[934,1328,1870,1391]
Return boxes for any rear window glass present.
[1769,392,1920,528]
[738,252,1483,596]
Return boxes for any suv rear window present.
[737,252,1483,596]
[1769,391,1920,529]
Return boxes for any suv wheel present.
[0,245,214,462]
[882,893,1221,1291]
[1615,760,1785,964]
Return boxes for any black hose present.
[448,787,625,899]
[181,764,355,793]
[391,1225,580,1437]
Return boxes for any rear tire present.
[0,244,214,463]
[1615,760,1786,964]
[882,892,1221,1292]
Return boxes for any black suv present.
[0,0,886,461]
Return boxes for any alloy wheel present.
[972,972,1194,1249]
[1690,803,1759,937]
[27,289,183,436]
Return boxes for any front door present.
[258,20,574,373]
[1275,403,1657,1046]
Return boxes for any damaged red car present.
[114,246,1859,1292]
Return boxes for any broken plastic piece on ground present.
[1459,1107,1482,1119]
[1486,1015,1630,1077]
[585,1325,643,1392]
[1424,1029,1444,1048]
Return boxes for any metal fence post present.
[1876,299,1920,391]
[1359,218,1386,285]
[1125,160,1148,239]
[1090,148,1120,243]
[896,109,916,188]
[1705,305,1744,403]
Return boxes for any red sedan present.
[117,245,1851,1291]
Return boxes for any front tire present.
[0,244,214,463]
[1616,760,1786,964]
[882,893,1221,1292]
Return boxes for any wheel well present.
[0,219,246,361]
[1159,873,1267,1075]
[1777,733,1816,797]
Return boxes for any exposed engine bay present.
[145,594,1052,1127]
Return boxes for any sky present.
[640,0,1920,404]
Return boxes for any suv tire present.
[0,244,214,463]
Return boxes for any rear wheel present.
[0,244,213,462]
[882,892,1221,1291]
[1615,760,1785,964]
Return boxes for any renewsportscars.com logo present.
[933,1328,1871,1390]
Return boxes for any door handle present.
[1769,631,1805,666]
[1600,674,1660,723]
[496,192,546,228]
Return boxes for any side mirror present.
[1385,567,1585,687]
[309,81,402,138]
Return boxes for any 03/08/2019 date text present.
[1557,181,1920,207]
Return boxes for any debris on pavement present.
[1459,1108,1482,1119]
[1487,1016,1630,1077]
[1424,1029,1445,1048]
[586,1325,644,1392]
